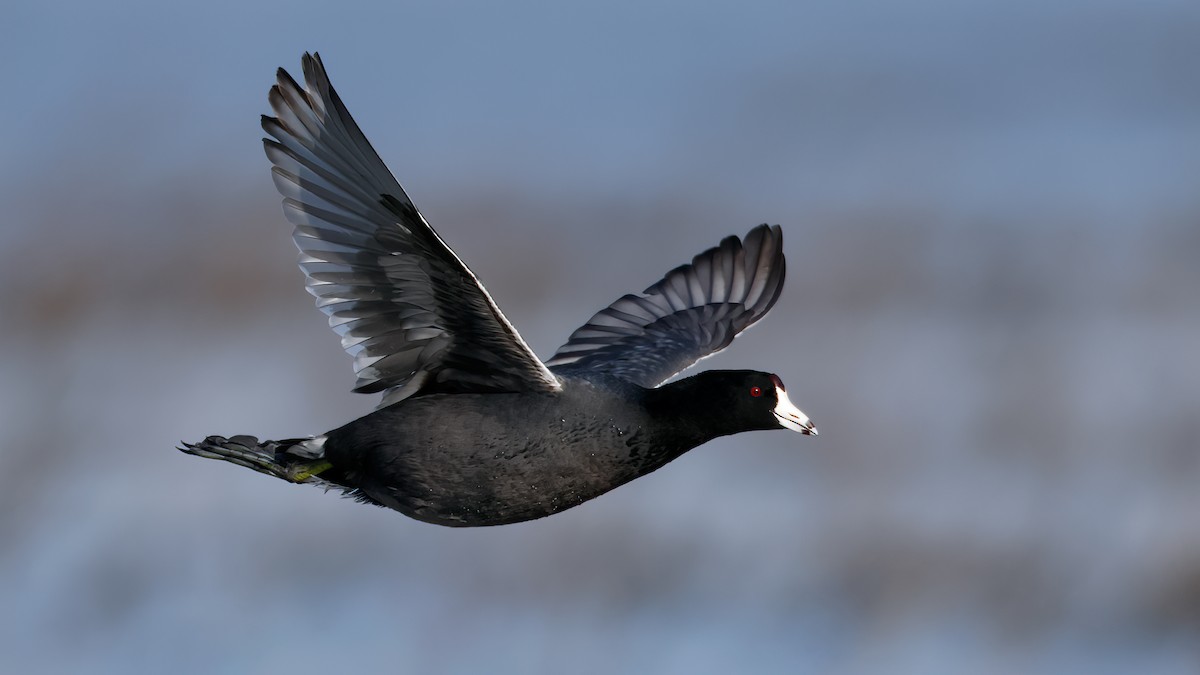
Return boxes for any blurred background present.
[2,1,1199,673]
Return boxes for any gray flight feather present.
[546,224,785,388]
[262,53,560,406]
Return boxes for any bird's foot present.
[286,460,333,483]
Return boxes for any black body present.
[321,371,784,526]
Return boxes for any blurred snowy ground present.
[2,1,1199,673]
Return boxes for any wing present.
[546,224,785,387]
[262,53,560,405]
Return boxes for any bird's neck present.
[642,376,742,448]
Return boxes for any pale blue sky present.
[5,0,1197,225]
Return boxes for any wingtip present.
[299,51,318,73]
[746,223,782,244]
[301,51,330,90]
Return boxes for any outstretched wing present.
[262,53,560,405]
[546,224,785,387]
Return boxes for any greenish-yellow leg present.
[287,460,333,483]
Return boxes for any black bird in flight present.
[183,53,816,527]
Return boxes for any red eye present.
[750,386,763,398]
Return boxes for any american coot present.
[182,53,817,527]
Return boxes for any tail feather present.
[181,435,389,508]
[180,435,334,488]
